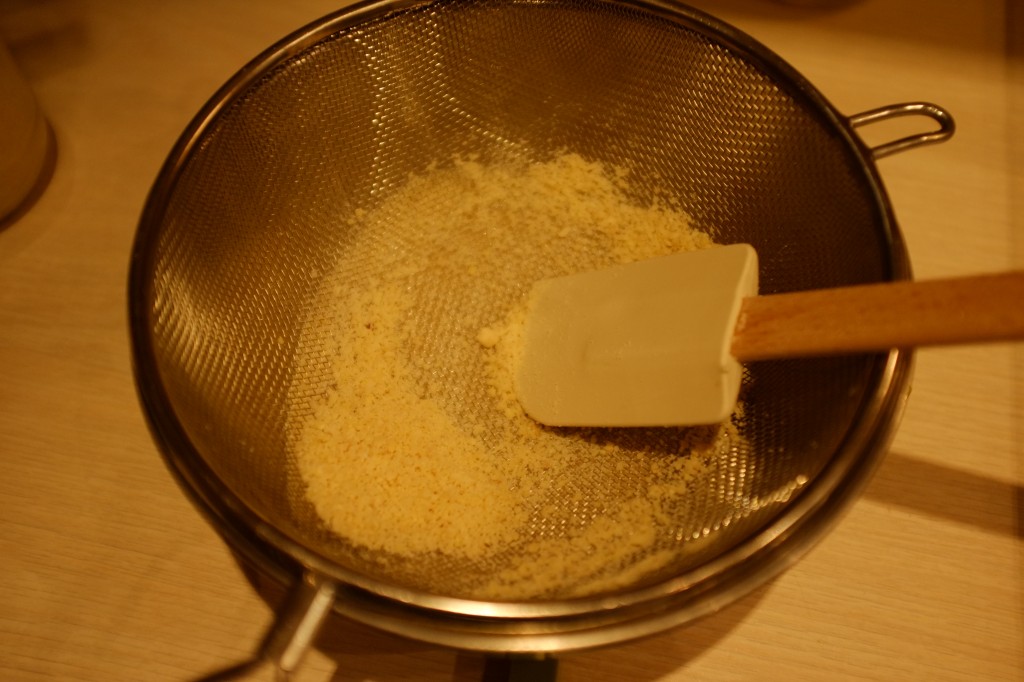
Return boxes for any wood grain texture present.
[732,272,1024,360]
[0,1,1020,681]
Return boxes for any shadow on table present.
[864,450,1023,539]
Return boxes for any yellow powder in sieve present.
[291,152,748,599]
[296,285,527,558]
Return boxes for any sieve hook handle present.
[192,573,336,682]
[848,102,955,159]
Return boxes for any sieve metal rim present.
[129,0,927,634]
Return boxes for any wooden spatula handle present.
[731,271,1024,362]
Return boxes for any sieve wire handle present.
[192,573,336,682]
[848,102,955,159]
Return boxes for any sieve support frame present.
[189,574,337,682]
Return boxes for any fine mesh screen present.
[142,0,896,604]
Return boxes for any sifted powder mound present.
[290,152,751,600]
[295,285,527,558]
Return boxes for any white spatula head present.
[516,243,759,427]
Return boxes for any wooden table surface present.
[1,1,1020,680]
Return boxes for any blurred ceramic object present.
[0,40,49,221]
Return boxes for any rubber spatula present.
[515,243,1024,427]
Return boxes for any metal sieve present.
[128,0,954,678]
